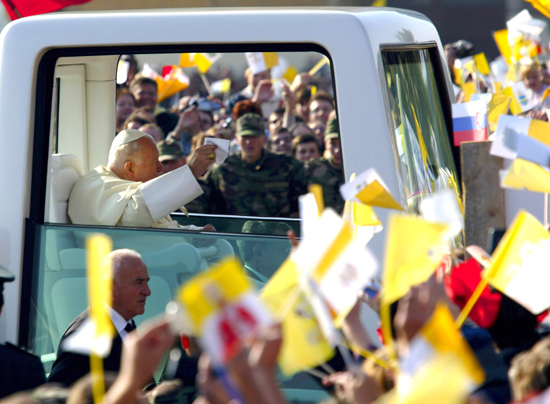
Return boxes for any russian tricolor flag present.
[452,100,488,146]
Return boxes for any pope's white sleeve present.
[138,165,203,222]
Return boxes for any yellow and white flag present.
[490,115,550,160]
[382,214,450,305]
[484,210,550,314]
[340,168,404,211]
[158,66,190,103]
[210,78,231,95]
[294,209,378,327]
[270,57,298,84]
[179,53,222,74]
[261,259,334,376]
[377,305,484,404]
[494,29,512,65]
[501,159,550,194]
[179,258,274,364]
[502,81,535,114]
[194,53,223,74]
[376,354,474,404]
[420,189,464,235]
[62,235,115,357]
[245,52,279,75]
[487,93,511,132]
[474,53,491,76]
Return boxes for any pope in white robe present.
[68,129,217,230]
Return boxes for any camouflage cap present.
[236,113,265,137]
[325,117,339,140]
[157,139,184,162]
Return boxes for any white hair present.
[104,249,143,284]
[107,134,155,171]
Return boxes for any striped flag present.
[451,100,488,146]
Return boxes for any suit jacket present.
[0,342,46,398]
[47,308,123,387]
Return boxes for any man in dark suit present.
[48,249,151,386]
[0,265,46,398]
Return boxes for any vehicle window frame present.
[378,43,460,211]
[22,42,334,346]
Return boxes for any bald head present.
[105,249,151,321]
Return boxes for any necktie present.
[124,320,136,333]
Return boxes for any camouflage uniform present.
[305,157,345,214]
[305,116,345,214]
[202,150,308,217]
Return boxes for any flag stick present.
[455,276,489,328]
[199,72,214,97]
[346,342,390,369]
[90,354,106,404]
[308,57,329,76]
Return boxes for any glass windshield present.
[28,223,326,403]
[382,48,461,216]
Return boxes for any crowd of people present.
[4,13,550,403]
[111,54,344,219]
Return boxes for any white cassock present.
[68,165,203,230]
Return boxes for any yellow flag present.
[487,94,511,132]
[502,159,550,194]
[194,53,211,74]
[179,53,195,68]
[453,65,464,88]
[308,184,324,216]
[502,86,523,115]
[421,304,485,384]
[283,65,298,84]
[463,82,476,102]
[474,53,491,76]
[261,259,334,376]
[179,258,252,335]
[526,0,550,19]
[86,234,114,345]
[494,82,502,93]
[382,215,449,305]
[262,52,279,70]
[86,234,114,404]
[193,53,222,74]
[371,0,386,5]
[463,60,476,75]
[493,29,512,65]
[376,354,473,404]
[155,77,168,97]
[484,211,550,313]
[355,181,404,211]
[528,119,550,145]
[353,202,381,227]
[157,67,189,103]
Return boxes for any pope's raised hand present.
[188,144,217,178]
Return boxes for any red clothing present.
[444,258,501,328]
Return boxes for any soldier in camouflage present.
[201,113,308,217]
[305,116,345,214]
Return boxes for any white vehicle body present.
[0,9,472,390]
